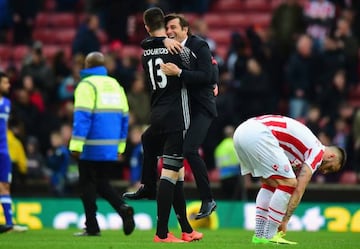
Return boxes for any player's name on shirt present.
[143,48,169,56]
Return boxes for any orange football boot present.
[181,230,203,242]
[154,232,187,243]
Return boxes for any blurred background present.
[0,0,360,201]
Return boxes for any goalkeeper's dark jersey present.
[141,37,192,133]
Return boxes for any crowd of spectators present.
[0,0,360,197]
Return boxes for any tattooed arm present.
[280,164,313,232]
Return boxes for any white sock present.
[265,187,292,239]
[255,185,274,238]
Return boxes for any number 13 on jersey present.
[147,58,167,90]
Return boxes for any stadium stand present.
[1,0,359,198]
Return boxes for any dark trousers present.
[78,160,125,233]
[140,127,164,192]
[140,111,214,202]
[183,111,214,201]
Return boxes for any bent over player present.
[233,115,346,244]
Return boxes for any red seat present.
[271,0,307,9]
[42,0,56,12]
[121,45,143,58]
[349,85,360,107]
[51,13,77,28]
[13,45,30,61]
[42,45,72,61]
[33,28,76,44]
[223,14,251,28]
[204,13,271,29]
[203,13,224,28]
[349,84,360,99]
[244,0,272,12]
[35,13,50,27]
[42,45,62,60]
[97,30,108,44]
[183,13,199,25]
[339,171,358,184]
[215,44,229,61]
[207,29,232,46]
[349,99,360,108]
[204,13,249,29]
[0,45,12,60]
[248,13,271,28]
[54,29,76,44]
[211,0,243,12]
[33,29,56,43]
[35,12,77,28]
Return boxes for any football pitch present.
[1,228,359,249]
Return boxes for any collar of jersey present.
[80,66,107,79]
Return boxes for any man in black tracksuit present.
[124,13,218,220]
[141,7,205,242]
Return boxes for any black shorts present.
[142,125,184,157]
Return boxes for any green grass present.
[1,228,359,249]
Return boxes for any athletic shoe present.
[73,230,101,236]
[122,185,156,200]
[154,233,187,243]
[0,224,28,233]
[119,204,135,236]
[12,225,28,232]
[251,235,269,244]
[269,231,298,245]
[194,200,217,220]
[0,225,13,234]
[181,230,203,242]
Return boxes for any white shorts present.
[233,119,295,179]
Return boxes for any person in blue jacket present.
[69,51,134,236]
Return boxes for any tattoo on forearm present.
[284,201,298,221]
[284,165,308,221]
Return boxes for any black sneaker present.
[122,185,156,200]
[120,204,135,235]
[0,225,13,234]
[194,200,217,220]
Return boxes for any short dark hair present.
[164,13,192,36]
[335,146,347,170]
[0,72,8,81]
[143,7,165,32]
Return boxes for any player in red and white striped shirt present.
[233,115,346,244]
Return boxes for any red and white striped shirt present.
[254,115,325,174]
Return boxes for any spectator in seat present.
[304,0,335,51]
[236,58,272,121]
[270,0,306,59]
[22,75,45,113]
[47,130,70,196]
[9,0,40,44]
[352,109,360,181]
[317,36,346,93]
[25,136,47,181]
[11,88,41,138]
[318,70,348,127]
[20,45,55,104]
[72,14,101,56]
[127,72,150,126]
[333,17,359,85]
[286,34,316,120]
